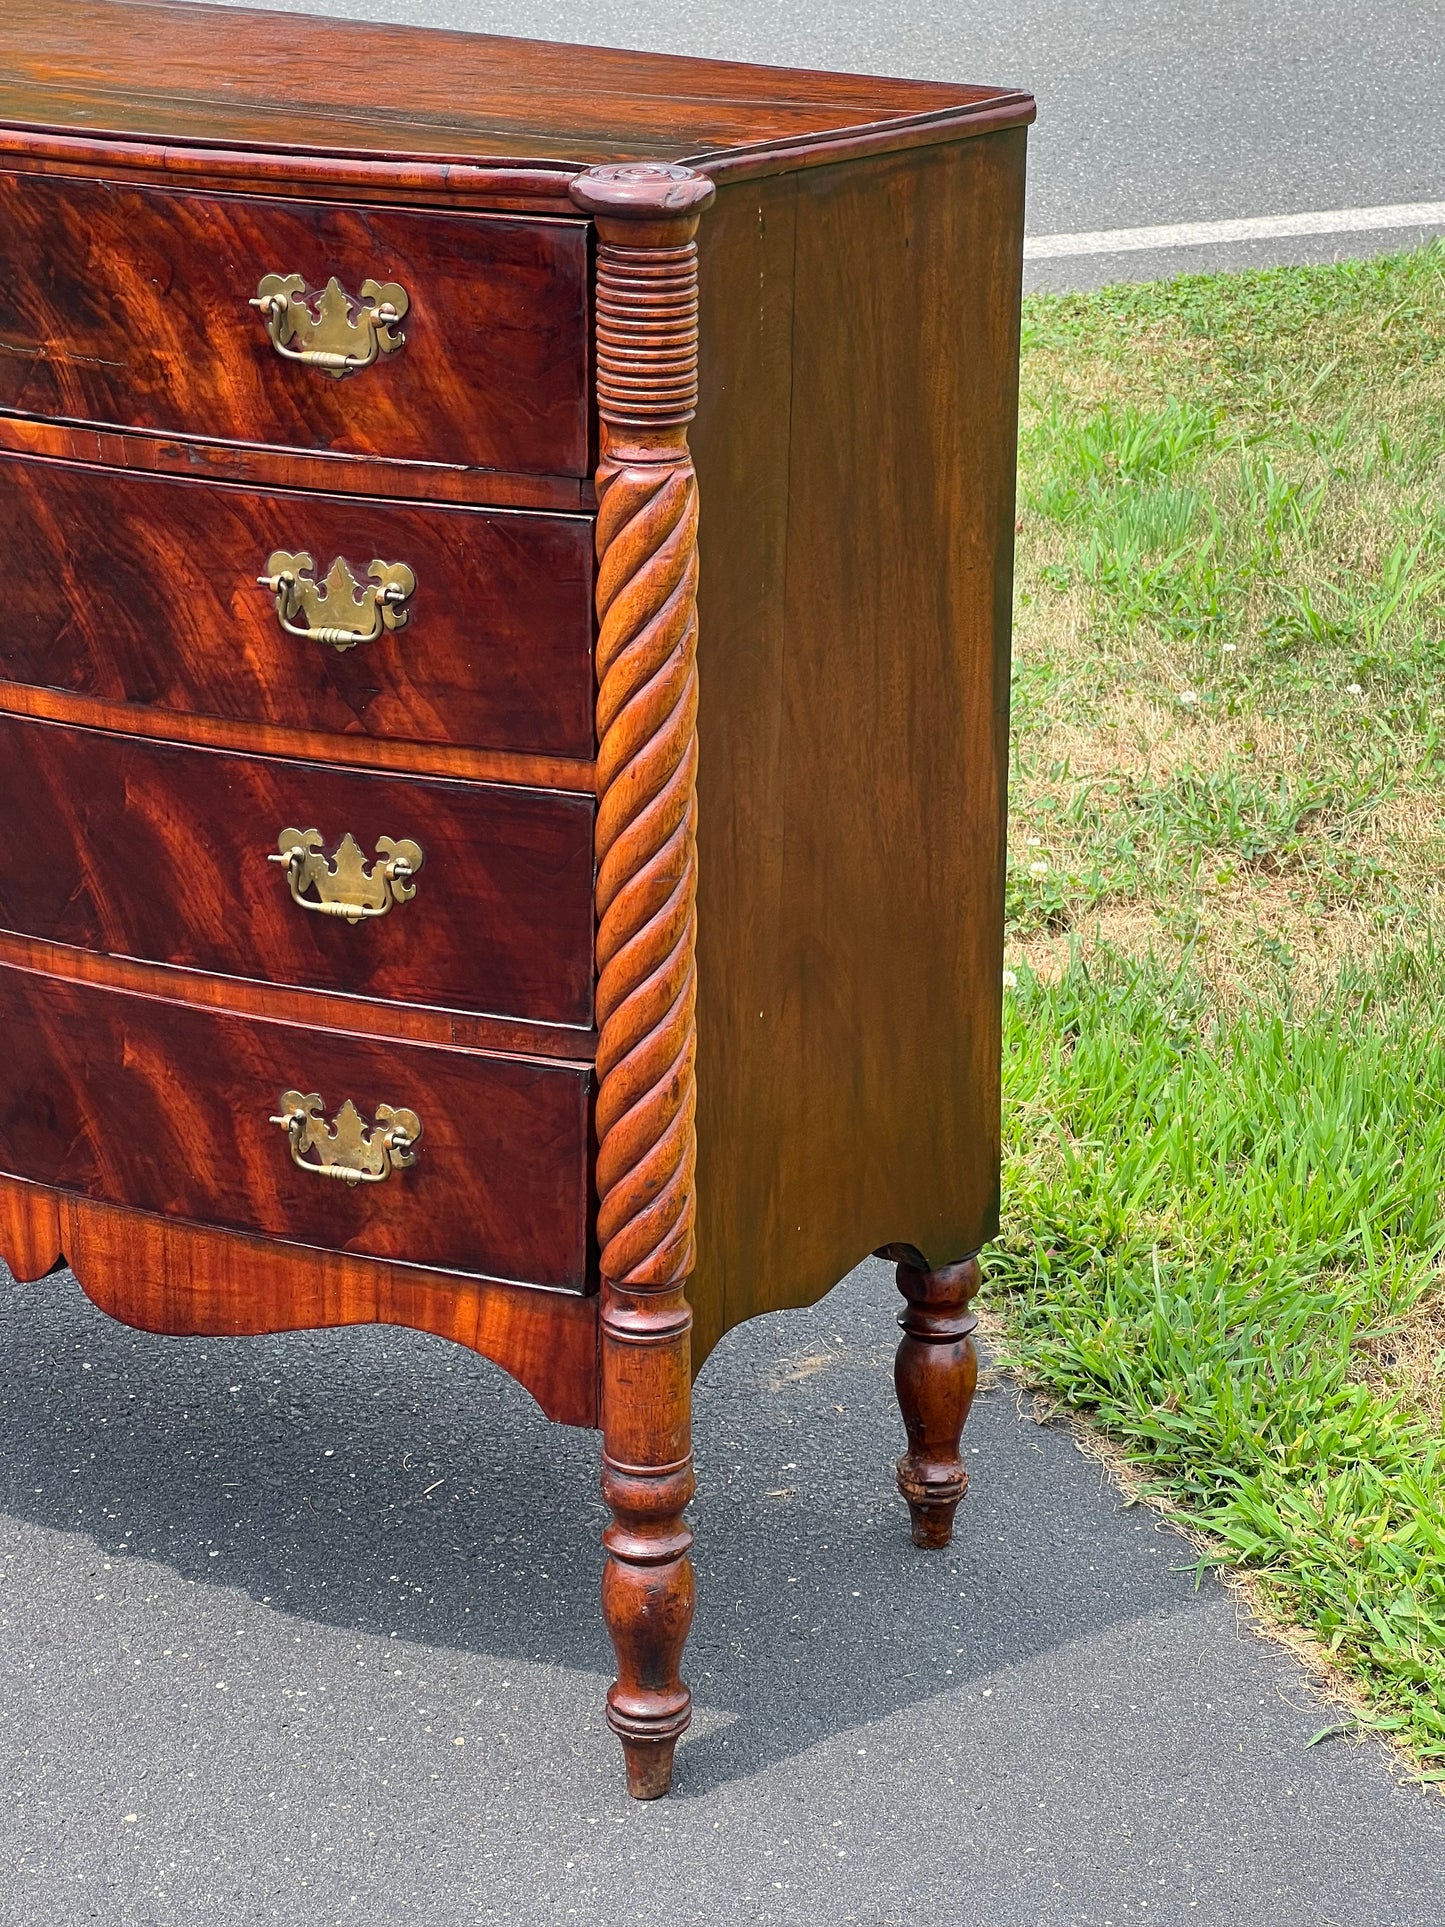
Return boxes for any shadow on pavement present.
[0,1251,1204,1794]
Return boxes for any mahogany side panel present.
[684,169,796,1372]
[0,170,591,475]
[0,1174,599,1427]
[0,712,597,1028]
[0,959,593,1290]
[0,452,595,759]
[689,132,1027,1366]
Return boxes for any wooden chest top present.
[0,0,1032,191]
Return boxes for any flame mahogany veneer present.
[0,168,592,474]
[0,958,592,1285]
[0,452,597,758]
[0,0,1033,1798]
[0,711,597,1027]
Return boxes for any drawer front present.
[0,453,595,760]
[0,715,596,1028]
[0,961,591,1289]
[0,170,590,475]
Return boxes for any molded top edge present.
[0,0,1035,188]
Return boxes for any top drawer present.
[0,171,591,477]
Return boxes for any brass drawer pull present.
[271,827,424,922]
[271,1090,422,1186]
[259,550,416,652]
[250,272,408,377]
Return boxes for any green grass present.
[994,243,1445,1770]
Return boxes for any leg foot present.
[892,1255,981,1549]
[620,1735,681,1802]
[600,1280,696,1799]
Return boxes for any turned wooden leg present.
[571,161,714,1801]
[892,1254,982,1549]
[600,1276,696,1799]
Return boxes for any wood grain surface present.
[573,165,713,1803]
[0,0,1034,179]
[0,413,595,512]
[687,131,1027,1368]
[0,169,591,474]
[0,929,598,1062]
[0,1174,599,1425]
[0,0,1034,1419]
[0,451,596,760]
[0,682,597,796]
[0,959,593,1289]
[0,712,597,1027]
[891,1253,982,1548]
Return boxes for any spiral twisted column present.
[571,162,714,1801]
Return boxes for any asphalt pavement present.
[6,4,1444,1922]
[193,0,1445,285]
[2,1254,1442,1924]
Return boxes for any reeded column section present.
[570,161,715,1801]
[893,1255,983,1548]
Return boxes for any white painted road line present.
[1024,199,1445,260]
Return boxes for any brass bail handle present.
[270,1090,422,1186]
[271,828,424,923]
[251,273,408,377]
[258,551,416,653]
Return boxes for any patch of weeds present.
[1026,396,1221,518]
[1001,245,1445,1767]
[993,946,1445,1763]
[1007,760,1397,937]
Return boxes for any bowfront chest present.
[0,0,1033,1798]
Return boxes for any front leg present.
[600,1277,696,1799]
[571,161,714,1800]
[891,1254,982,1548]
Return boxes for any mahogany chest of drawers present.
[0,0,1033,1798]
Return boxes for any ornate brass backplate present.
[259,551,415,652]
[250,273,408,377]
[271,828,424,922]
[270,1091,422,1186]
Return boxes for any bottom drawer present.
[0,962,591,1291]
